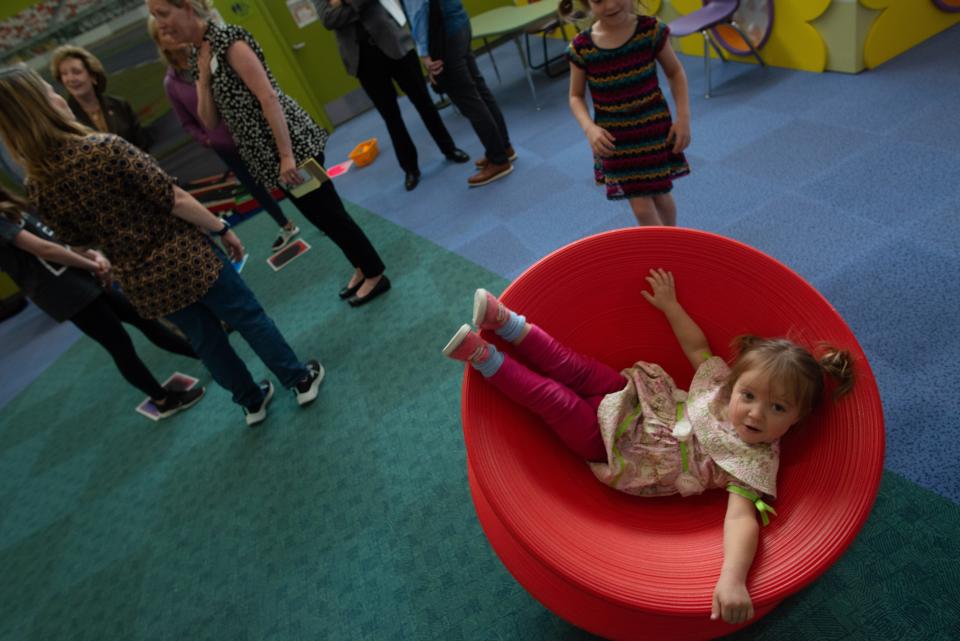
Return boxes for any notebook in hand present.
[287,158,329,198]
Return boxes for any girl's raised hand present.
[640,268,677,311]
[586,124,616,158]
[666,118,691,154]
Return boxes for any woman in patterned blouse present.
[0,65,324,427]
[148,0,391,307]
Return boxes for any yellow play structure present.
[660,0,960,74]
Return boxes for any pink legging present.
[486,325,626,462]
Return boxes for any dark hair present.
[0,184,26,223]
[719,335,855,419]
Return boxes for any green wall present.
[0,0,38,22]
[214,0,513,131]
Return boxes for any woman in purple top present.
[150,20,300,253]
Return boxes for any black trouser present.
[356,44,457,174]
[216,149,290,228]
[70,288,196,399]
[284,156,386,278]
[440,24,511,165]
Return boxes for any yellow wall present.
[861,0,960,68]
[670,0,830,72]
[665,0,960,74]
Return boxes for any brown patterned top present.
[28,134,222,319]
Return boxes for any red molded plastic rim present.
[461,228,884,641]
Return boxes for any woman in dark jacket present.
[50,44,151,150]
[0,185,203,418]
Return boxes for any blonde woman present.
[50,44,151,150]
[0,66,324,426]
[148,18,299,252]
[148,0,391,306]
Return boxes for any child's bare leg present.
[653,192,677,226]
[629,196,663,226]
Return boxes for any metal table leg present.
[513,35,540,110]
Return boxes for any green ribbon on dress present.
[726,484,778,526]
[676,401,689,472]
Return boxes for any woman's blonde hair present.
[149,0,214,19]
[0,183,27,223]
[0,66,89,182]
[147,16,186,69]
[718,335,856,421]
[50,45,108,95]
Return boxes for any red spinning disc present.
[461,227,884,641]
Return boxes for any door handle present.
[292,42,306,51]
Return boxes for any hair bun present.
[818,346,855,399]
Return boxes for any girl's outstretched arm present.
[711,491,758,624]
[641,268,711,368]
[568,63,615,157]
[656,40,691,154]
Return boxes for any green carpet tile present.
[1,205,957,641]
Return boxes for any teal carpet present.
[1,205,958,640]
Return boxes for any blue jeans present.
[166,249,307,409]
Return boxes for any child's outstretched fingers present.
[640,268,678,311]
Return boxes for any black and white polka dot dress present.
[194,22,329,190]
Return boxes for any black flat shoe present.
[404,171,420,191]
[444,148,470,164]
[348,275,391,307]
[338,280,364,299]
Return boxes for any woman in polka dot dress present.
[148,0,392,307]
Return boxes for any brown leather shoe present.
[474,146,517,169]
[467,161,513,187]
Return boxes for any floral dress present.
[592,357,780,501]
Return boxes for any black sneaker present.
[154,387,205,419]
[295,359,325,406]
[244,380,274,426]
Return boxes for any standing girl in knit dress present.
[563,0,691,225]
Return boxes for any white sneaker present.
[244,380,274,426]
[271,225,300,252]
[295,359,325,406]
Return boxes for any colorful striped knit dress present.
[568,16,690,200]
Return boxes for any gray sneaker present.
[295,360,325,406]
[271,225,300,252]
[244,380,274,426]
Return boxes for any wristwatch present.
[212,219,231,237]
